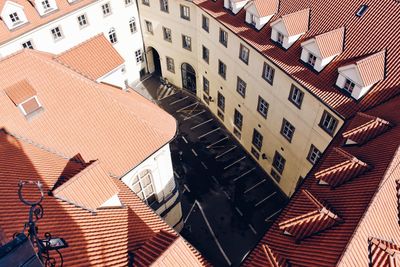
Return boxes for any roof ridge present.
[281,7,310,19]
[356,49,386,65]
[302,189,324,209]
[342,116,391,137]
[262,244,288,267]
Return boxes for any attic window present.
[343,78,356,93]
[41,0,52,11]
[308,53,317,67]
[9,12,21,25]
[356,4,368,17]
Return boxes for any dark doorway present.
[148,47,161,75]
[181,63,196,94]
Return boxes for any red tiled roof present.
[261,244,289,267]
[271,8,309,36]
[355,50,386,86]
[0,130,207,266]
[4,79,36,105]
[307,27,345,58]
[194,0,400,118]
[278,190,342,241]
[52,160,120,212]
[314,147,371,188]
[0,0,96,44]
[54,34,125,81]
[249,0,278,17]
[243,95,400,267]
[0,49,176,178]
[368,238,400,267]
[342,112,392,145]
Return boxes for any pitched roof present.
[0,130,207,266]
[0,49,176,178]
[355,50,386,86]
[249,0,278,17]
[4,79,36,105]
[194,0,400,118]
[54,34,124,81]
[271,8,310,36]
[314,147,371,187]
[243,95,400,267]
[368,238,400,267]
[303,27,345,58]
[261,244,289,267]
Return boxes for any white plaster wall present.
[245,8,272,30]
[0,0,145,84]
[98,65,127,89]
[1,2,28,30]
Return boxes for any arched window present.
[131,169,156,205]
[108,28,117,44]
[129,17,137,34]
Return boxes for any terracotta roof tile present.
[272,8,310,36]
[355,50,386,86]
[368,238,400,267]
[343,112,392,145]
[52,160,120,212]
[54,34,124,81]
[4,79,36,105]
[261,244,290,267]
[249,0,278,17]
[243,96,400,267]
[309,27,345,58]
[278,190,342,241]
[315,147,371,187]
[194,0,400,118]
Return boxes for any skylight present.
[356,4,368,17]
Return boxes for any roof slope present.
[250,0,278,17]
[4,79,36,105]
[277,8,310,36]
[243,96,400,266]
[0,130,207,266]
[194,0,400,118]
[355,50,386,86]
[0,49,176,178]
[54,34,124,80]
[312,27,344,58]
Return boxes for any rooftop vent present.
[356,4,368,17]
[4,80,42,117]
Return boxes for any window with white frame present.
[160,0,168,12]
[289,85,304,108]
[308,53,317,67]
[131,169,156,205]
[307,145,321,165]
[145,20,153,34]
[129,17,137,33]
[182,35,191,50]
[277,32,284,45]
[273,151,286,174]
[9,12,20,24]
[135,49,143,63]
[50,26,63,41]
[250,13,256,26]
[236,77,246,97]
[163,27,172,42]
[108,28,117,44]
[202,15,209,32]
[202,45,209,63]
[234,109,243,130]
[180,5,190,20]
[252,129,263,150]
[77,14,88,28]
[41,0,52,11]
[166,56,174,73]
[218,60,226,79]
[22,40,34,49]
[319,110,338,135]
[281,119,295,142]
[239,44,249,64]
[262,62,275,84]
[257,96,269,118]
[102,3,111,16]
[343,78,356,93]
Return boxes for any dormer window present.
[270,9,310,49]
[41,0,51,11]
[245,0,277,30]
[301,27,345,72]
[336,50,385,100]
[250,13,256,26]
[1,2,28,30]
[4,80,42,117]
[224,0,249,14]
[308,53,317,67]
[9,12,20,24]
[34,0,57,16]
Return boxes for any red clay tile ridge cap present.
[262,244,290,267]
[52,160,121,212]
[315,147,371,188]
[342,112,393,146]
[134,229,179,267]
[270,8,310,36]
[338,50,386,87]
[368,237,400,266]
[278,190,343,241]
[246,0,278,17]
[301,27,345,59]
[54,34,124,81]
[4,79,37,105]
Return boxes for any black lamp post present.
[16,180,68,267]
